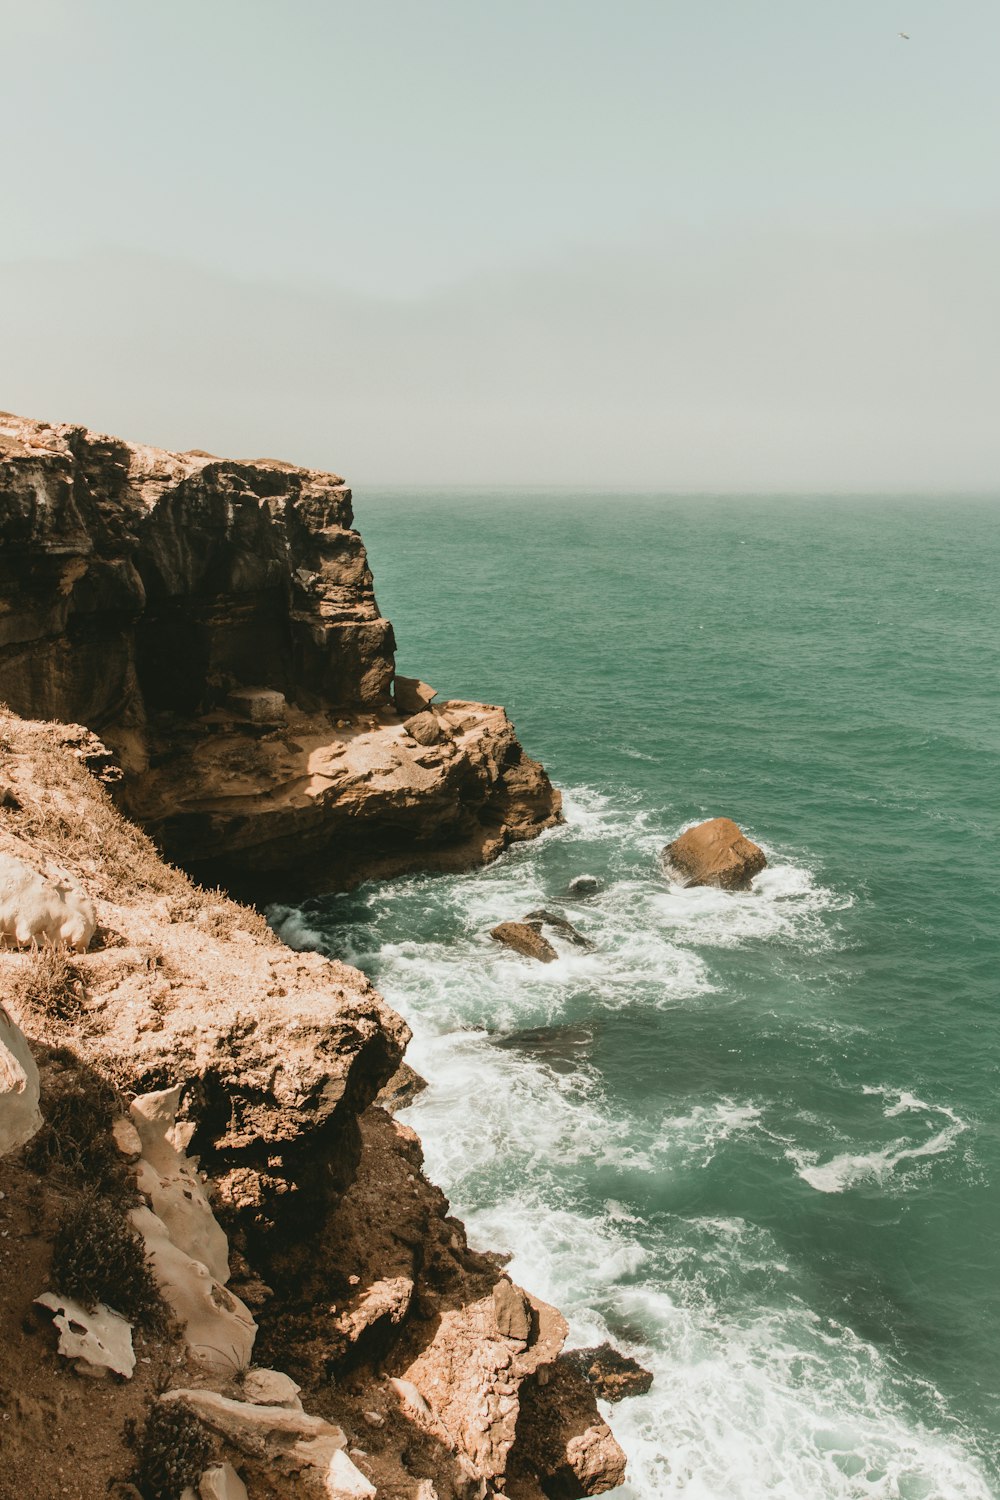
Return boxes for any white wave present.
[789,1101,968,1195]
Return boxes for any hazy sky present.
[2,0,998,489]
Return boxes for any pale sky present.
[2,0,998,489]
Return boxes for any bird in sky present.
[898,31,910,39]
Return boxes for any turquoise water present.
[274,495,1000,1499]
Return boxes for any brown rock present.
[523,909,595,951]
[516,1357,628,1496]
[403,710,445,746]
[493,1276,532,1341]
[490,921,559,964]
[0,413,562,897]
[661,816,767,890]
[566,1343,654,1401]
[394,676,437,715]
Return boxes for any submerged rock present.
[567,874,601,896]
[661,817,766,891]
[490,920,558,963]
[523,908,595,951]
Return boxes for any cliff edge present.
[0,415,627,1499]
[0,412,561,894]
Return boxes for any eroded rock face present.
[0,1002,41,1155]
[661,816,767,891]
[0,852,96,951]
[0,413,561,891]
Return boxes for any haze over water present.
[275,494,1000,1498]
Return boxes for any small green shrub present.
[134,1401,214,1500]
[50,1194,165,1328]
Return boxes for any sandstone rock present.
[394,676,437,715]
[227,687,287,725]
[490,921,558,964]
[131,1085,231,1284]
[0,851,96,950]
[326,1449,377,1498]
[34,1292,136,1379]
[566,1343,654,1401]
[198,1464,249,1500]
[403,710,444,746]
[661,817,767,891]
[0,1003,41,1155]
[112,1115,143,1161]
[161,1388,354,1495]
[492,1277,532,1342]
[377,1060,428,1113]
[333,1275,414,1350]
[516,1357,628,1496]
[242,1367,303,1408]
[130,1205,256,1373]
[523,909,595,951]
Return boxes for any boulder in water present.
[661,817,766,891]
[566,1343,654,1402]
[567,874,601,896]
[523,909,595,951]
[490,921,558,963]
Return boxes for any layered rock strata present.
[0,412,560,892]
[0,717,625,1495]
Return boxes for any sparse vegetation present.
[50,1194,165,1329]
[24,1050,127,1194]
[9,943,82,1021]
[134,1401,214,1500]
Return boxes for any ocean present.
[272,494,1000,1499]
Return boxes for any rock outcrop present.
[661,816,767,891]
[0,412,561,894]
[0,715,626,1497]
[490,921,559,964]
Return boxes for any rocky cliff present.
[0,415,629,1499]
[0,413,560,893]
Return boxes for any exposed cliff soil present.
[0,413,560,895]
[0,717,625,1498]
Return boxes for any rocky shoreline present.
[0,415,629,1499]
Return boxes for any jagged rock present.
[394,677,437,715]
[377,1061,428,1113]
[196,1463,249,1500]
[566,875,601,896]
[516,1357,628,1496]
[333,1276,414,1350]
[242,1367,303,1408]
[159,1388,370,1497]
[403,710,445,746]
[130,1205,257,1373]
[397,1289,568,1484]
[566,1343,653,1401]
[492,1277,532,1342]
[490,921,558,964]
[0,415,561,894]
[0,851,96,950]
[34,1291,135,1378]
[0,1003,41,1155]
[661,817,767,891]
[131,1085,231,1283]
[523,910,595,952]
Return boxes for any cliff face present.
[0,414,628,1499]
[0,717,625,1499]
[0,413,560,891]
